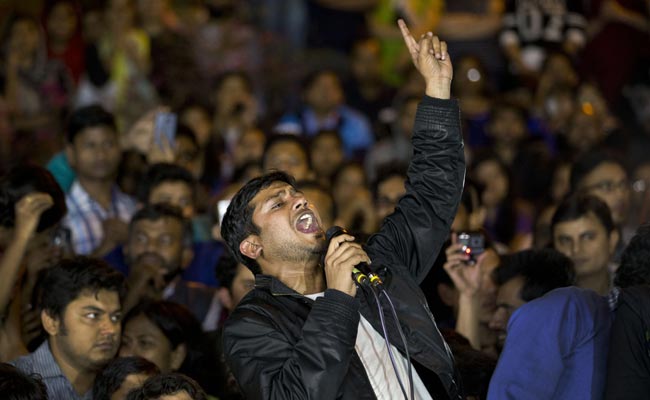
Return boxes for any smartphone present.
[458,232,485,263]
[50,225,73,256]
[154,112,177,149]
[217,199,231,226]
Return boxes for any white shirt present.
[306,293,433,400]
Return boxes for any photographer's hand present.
[443,233,488,349]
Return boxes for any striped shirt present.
[62,180,137,255]
[10,341,93,400]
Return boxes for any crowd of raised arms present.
[0,1,649,399]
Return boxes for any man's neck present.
[77,177,114,210]
[265,261,326,295]
[577,269,611,296]
[48,338,96,396]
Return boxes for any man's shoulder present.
[10,342,57,377]
[511,287,610,329]
[9,351,36,372]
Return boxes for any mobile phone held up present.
[458,232,485,263]
[154,112,177,149]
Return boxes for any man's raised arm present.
[368,20,464,282]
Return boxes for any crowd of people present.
[0,0,649,399]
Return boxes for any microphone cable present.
[366,283,409,400]
[380,288,414,400]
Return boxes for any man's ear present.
[240,235,262,260]
[170,343,187,371]
[41,310,60,336]
[181,246,194,270]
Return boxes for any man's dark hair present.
[614,224,650,288]
[123,301,223,396]
[221,171,296,274]
[38,256,127,320]
[125,373,207,400]
[93,357,160,400]
[0,164,66,232]
[137,163,196,204]
[493,248,576,302]
[66,105,117,144]
[214,247,239,292]
[0,363,48,400]
[123,300,202,352]
[551,194,615,234]
[129,203,193,247]
[570,150,627,193]
[263,134,310,170]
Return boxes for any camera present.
[457,232,485,263]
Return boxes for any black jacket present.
[605,285,650,400]
[223,96,465,400]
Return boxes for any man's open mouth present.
[296,211,321,234]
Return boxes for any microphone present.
[324,226,380,287]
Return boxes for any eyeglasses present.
[584,179,630,194]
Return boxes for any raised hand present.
[443,234,486,297]
[398,19,452,99]
[14,193,54,241]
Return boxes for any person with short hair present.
[107,162,221,287]
[93,357,160,400]
[275,69,374,158]
[486,250,612,400]
[119,300,225,398]
[487,249,576,350]
[372,164,407,222]
[552,194,619,295]
[0,362,49,400]
[122,204,221,330]
[570,151,630,228]
[119,301,202,374]
[125,373,207,400]
[220,21,464,399]
[137,163,197,220]
[62,105,137,256]
[262,134,312,182]
[11,256,127,400]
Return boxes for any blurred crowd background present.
[1,0,650,399]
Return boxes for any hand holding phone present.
[457,232,485,264]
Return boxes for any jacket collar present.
[255,274,305,297]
